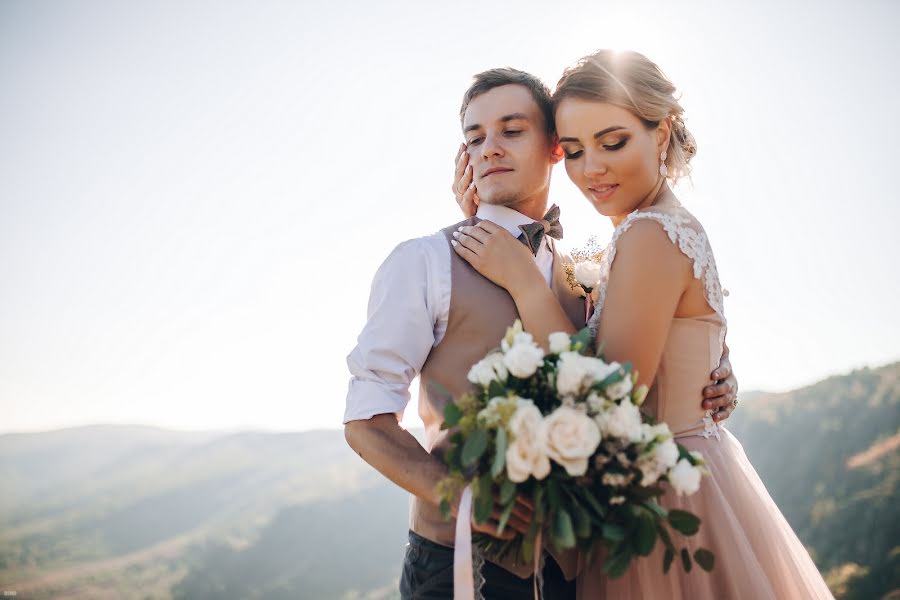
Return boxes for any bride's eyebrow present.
[560,126,627,143]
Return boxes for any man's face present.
[462,85,557,209]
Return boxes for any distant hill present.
[0,362,897,599]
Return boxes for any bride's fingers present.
[452,230,485,253]
[701,380,732,411]
[451,237,482,268]
[457,225,492,245]
[460,183,478,217]
[452,144,468,193]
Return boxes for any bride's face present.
[555,98,668,218]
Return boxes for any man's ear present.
[550,138,564,164]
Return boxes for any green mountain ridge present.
[0,361,897,599]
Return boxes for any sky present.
[1,0,898,434]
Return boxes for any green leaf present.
[461,429,489,467]
[571,503,592,539]
[442,403,462,429]
[499,479,516,505]
[474,474,494,524]
[534,486,546,523]
[643,501,667,520]
[668,509,701,536]
[694,548,715,572]
[634,514,658,556]
[547,478,562,509]
[571,327,592,353]
[602,523,625,542]
[552,509,577,549]
[602,547,633,578]
[680,548,692,572]
[663,548,675,574]
[490,428,507,477]
[497,500,515,535]
[439,498,451,519]
[487,380,506,399]
[580,489,607,520]
[657,523,674,551]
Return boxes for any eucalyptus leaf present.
[497,500,515,535]
[668,509,701,536]
[552,509,577,549]
[634,514,658,556]
[499,479,516,505]
[694,548,715,572]
[490,428,507,477]
[680,548,692,572]
[602,523,625,542]
[572,503,592,539]
[442,403,462,429]
[663,548,675,573]
[462,429,489,467]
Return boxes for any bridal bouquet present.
[437,320,714,578]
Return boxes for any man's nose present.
[481,132,505,159]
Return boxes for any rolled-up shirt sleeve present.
[343,236,447,424]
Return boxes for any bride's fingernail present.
[451,240,458,247]
[452,232,460,239]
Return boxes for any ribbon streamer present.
[453,485,475,600]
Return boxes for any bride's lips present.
[588,183,619,201]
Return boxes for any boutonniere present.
[563,236,605,322]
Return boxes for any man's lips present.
[481,167,513,178]
[588,183,619,200]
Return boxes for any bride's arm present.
[597,219,692,387]
[452,221,576,348]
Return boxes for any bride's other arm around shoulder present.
[598,219,693,388]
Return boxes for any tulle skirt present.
[576,428,834,599]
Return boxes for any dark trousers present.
[400,530,576,600]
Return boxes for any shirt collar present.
[475,203,537,238]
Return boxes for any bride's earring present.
[659,150,668,177]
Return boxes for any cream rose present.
[574,261,602,291]
[605,398,644,443]
[503,338,545,378]
[540,406,602,476]
[548,332,572,354]
[505,400,550,482]
[467,352,509,386]
[669,458,702,495]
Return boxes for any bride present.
[450,50,833,599]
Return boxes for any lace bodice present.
[588,200,729,440]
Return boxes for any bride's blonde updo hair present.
[553,50,697,182]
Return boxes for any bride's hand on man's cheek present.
[450,221,538,293]
[453,143,480,217]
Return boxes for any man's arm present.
[343,238,528,537]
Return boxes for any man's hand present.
[452,491,534,540]
[702,344,738,422]
[453,143,479,218]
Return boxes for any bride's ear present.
[550,138,564,164]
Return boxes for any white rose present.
[669,458,702,496]
[503,339,545,378]
[655,439,680,470]
[548,332,572,354]
[540,406,602,476]
[605,376,633,401]
[574,261,602,291]
[505,400,550,482]
[557,353,618,396]
[640,422,672,444]
[605,399,644,443]
[467,352,509,386]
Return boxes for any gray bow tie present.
[517,204,563,255]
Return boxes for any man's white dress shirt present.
[343,204,554,423]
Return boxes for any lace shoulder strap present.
[589,207,728,333]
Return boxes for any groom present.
[344,68,738,599]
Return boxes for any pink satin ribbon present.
[453,484,543,600]
[454,485,475,600]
